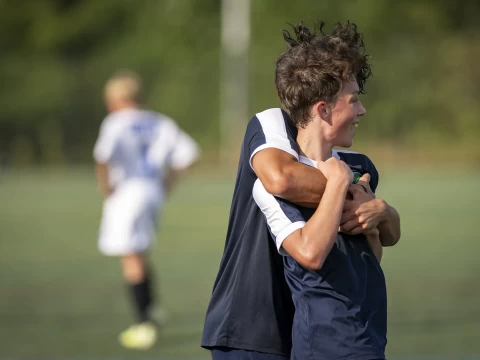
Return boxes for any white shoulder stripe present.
[248,108,299,170]
[255,108,288,141]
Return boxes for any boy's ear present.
[316,101,331,124]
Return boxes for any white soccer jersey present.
[93,108,199,189]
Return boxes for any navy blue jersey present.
[253,154,387,360]
[201,108,298,356]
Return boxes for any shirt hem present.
[201,338,290,357]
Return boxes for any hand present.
[317,158,353,185]
[340,184,387,235]
[354,173,375,198]
[101,185,114,199]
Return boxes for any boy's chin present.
[338,139,354,148]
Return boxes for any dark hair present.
[275,21,372,128]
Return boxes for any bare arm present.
[252,148,326,208]
[95,162,112,198]
[365,228,383,263]
[281,159,352,270]
[377,203,401,247]
[163,169,186,196]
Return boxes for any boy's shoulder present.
[245,108,297,140]
[333,149,376,168]
[247,108,285,129]
[333,149,379,191]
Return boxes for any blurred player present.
[93,70,199,350]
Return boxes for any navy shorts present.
[211,347,289,360]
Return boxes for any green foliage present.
[0,0,479,165]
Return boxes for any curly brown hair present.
[275,21,372,128]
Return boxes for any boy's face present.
[327,79,366,148]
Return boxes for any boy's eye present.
[351,98,359,103]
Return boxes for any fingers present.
[317,159,353,184]
[342,199,356,211]
[339,219,359,233]
[345,226,364,235]
[340,210,355,224]
[359,173,371,183]
[348,183,375,200]
[356,180,374,197]
[316,159,327,172]
[348,184,363,195]
[348,184,368,197]
[340,223,371,235]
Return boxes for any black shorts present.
[211,347,289,360]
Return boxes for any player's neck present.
[108,101,140,113]
[296,128,332,162]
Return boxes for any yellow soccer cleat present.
[118,322,157,350]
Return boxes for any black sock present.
[128,273,154,323]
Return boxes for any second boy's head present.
[104,69,144,113]
[275,21,372,148]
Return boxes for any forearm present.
[378,201,401,247]
[163,169,184,195]
[252,149,327,208]
[277,162,327,208]
[296,180,349,269]
[366,231,383,263]
[95,162,112,198]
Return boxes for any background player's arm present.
[163,169,186,195]
[95,162,113,198]
[252,148,327,208]
[163,124,200,196]
[93,119,118,199]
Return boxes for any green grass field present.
[0,167,479,359]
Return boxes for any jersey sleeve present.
[252,179,306,255]
[153,117,200,171]
[246,108,299,171]
[169,128,200,170]
[93,119,118,163]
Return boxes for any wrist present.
[325,178,350,194]
[376,199,389,223]
[327,176,350,187]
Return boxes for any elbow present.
[393,228,402,246]
[380,232,401,247]
[262,170,290,196]
[379,205,401,247]
[391,232,402,247]
[298,249,325,271]
[385,221,402,247]
[293,233,335,271]
[301,255,324,271]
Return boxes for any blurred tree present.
[0,0,479,166]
